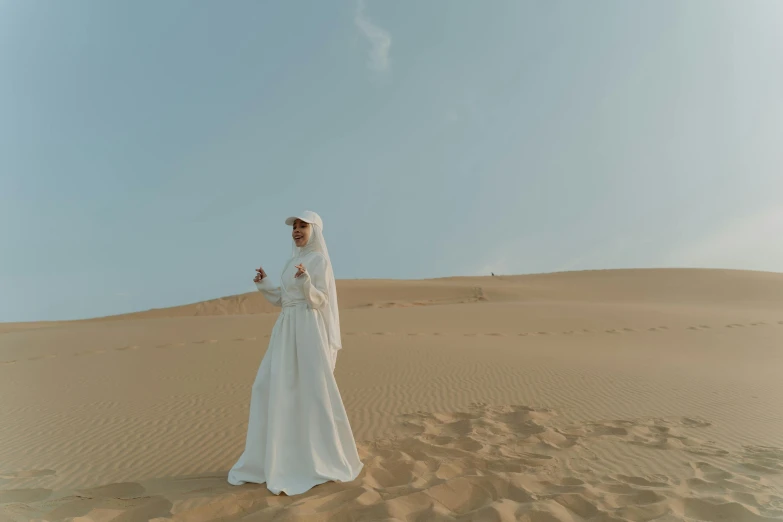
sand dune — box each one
[1,268,782,521]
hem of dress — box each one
[227,476,331,496]
[227,464,363,496]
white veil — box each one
[290,220,342,369]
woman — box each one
[227,211,364,496]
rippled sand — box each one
[1,268,782,521]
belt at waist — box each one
[282,300,309,308]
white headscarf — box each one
[287,212,342,369]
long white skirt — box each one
[227,302,363,495]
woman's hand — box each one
[294,264,307,278]
[253,267,267,283]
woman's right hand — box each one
[253,266,267,283]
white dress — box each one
[227,251,364,495]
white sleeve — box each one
[255,277,282,307]
[301,254,329,309]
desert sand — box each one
[1,268,782,521]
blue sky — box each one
[2,0,782,322]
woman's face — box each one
[292,219,311,247]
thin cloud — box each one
[354,0,391,73]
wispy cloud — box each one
[354,0,391,73]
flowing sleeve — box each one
[255,277,282,307]
[301,254,329,309]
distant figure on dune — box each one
[227,211,363,496]
[491,272,494,276]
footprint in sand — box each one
[680,417,712,428]
[726,323,745,328]
[680,496,779,521]
[0,488,52,503]
[690,462,734,482]
[74,349,106,356]
[157,342,186,348]
[0,469,56,480]
[613,474,672,488]
[76,482,147,499]
[536,477,589,495]
[115,345,140,351]
[28,490,171,521]
[740,445,783,474]
[580,416,725,456]
[26,354,57,361]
